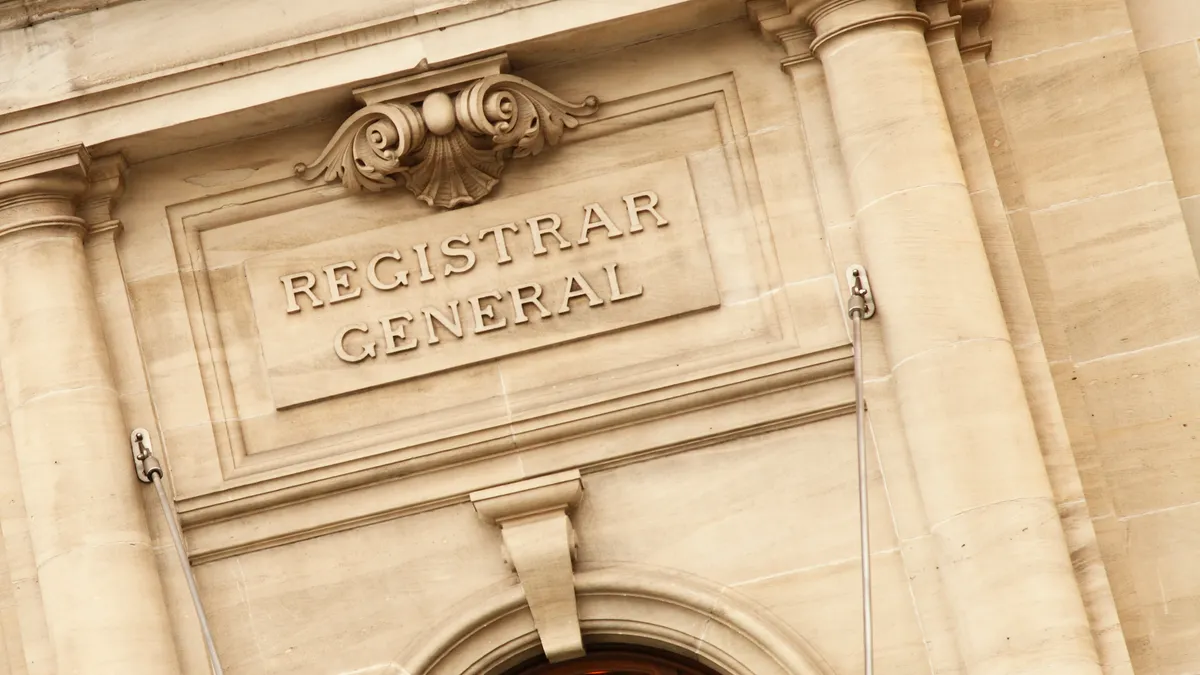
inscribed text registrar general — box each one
[244,158,720,408]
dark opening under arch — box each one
[501,648,725,675]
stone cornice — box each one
[0,0,135,30]
[0,0,700,168]
[0,145,89,187]
[295,54,598,210]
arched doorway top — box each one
[348,563,834,675]
[503,647,723,675]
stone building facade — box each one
[0,0,1198,674]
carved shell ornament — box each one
[296,74,599,209]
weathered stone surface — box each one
[3,1,1200,674]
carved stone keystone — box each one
[470,470,585,662]
[296,55,599,210]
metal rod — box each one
[851,306,874,675]
[846,265,875,675]
[132,430,225,675]
[149,472,225,675]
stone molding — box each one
[942,0,993,55]
[0,145,90,239]
[0,0,135,30]
[358,563,833,675]
[81,153,128,238]
[296,55,598,210]
[748,0,994,61]
[0,146,132,241]
[471,470,585,662]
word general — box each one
[274,191,670,363]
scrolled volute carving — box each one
[296,71,598,209]
[297,103,426,192]
[457,74,599,158]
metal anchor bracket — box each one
[845,264,876,320]
[129,425,223,675]
[130,428,162,484]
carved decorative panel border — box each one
[143,73,850,561]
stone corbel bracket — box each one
[295,55,599,210]
[947,0,993,56]
[81,154,128,238]
[470,470,585,662]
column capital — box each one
[928,0,994,56]
[805,0,929,54]
[746,1,817,64]
[81,154,129,239]
[0,145,91,240]
[749,0,993,60]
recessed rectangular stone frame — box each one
[136,71,854,563]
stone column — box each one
[0,148,181,675]
[784,1,1103,673]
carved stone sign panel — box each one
[245,157,719,408]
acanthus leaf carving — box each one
[296,103,425,192]
[296,68,598,209]
[456,74,600,158]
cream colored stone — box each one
[799,6,1098,675]
[1141,42,1200,200]
[8,2,1200,675]
[1127,0,1200,51]
[933,497,1101,674]
[861,377,927,541]
[1125,502,1200,673]
[507,355,854,472]
[744,124,835,284]
[857,185,1011,365]
[962,54,1026,212]
[247,158,717,407]
[297,58,599,210]
[1047,361,1114,520]
[971,190,1041,349]
[0,163,180,675]
[989,32,1174,210]
[1003,208,1071,363]
[1180,195,1200,267]
[575,416,898,586]
[987,0,1132,63]
[1059,500,1135,675]
[1091,515,1155,675]
[195,503,518,675]
[1015,342,1084,505]
[0,402,51,675]
[1076,336,1200,517]
[736,550,929,675]
[893,338,1052,523]
[781,59,857,229]
[117,41,848,532]
[1030,182,1200,363]
[472,471,585,662]
[926,30,996,196]
[898,534,965,674]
